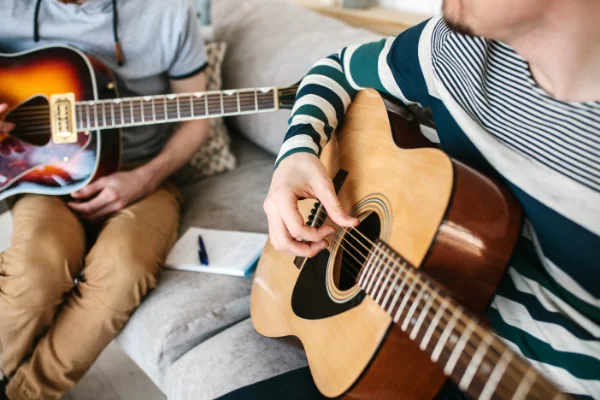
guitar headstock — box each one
[277,81,300,110]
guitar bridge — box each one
[50,93,78,144]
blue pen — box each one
[198,235,209,266]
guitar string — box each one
[2,88,297,113]
[330,233,554,399]
[6,97,276,120]
[6,86,298,111]
[314,213,555,398]
[6,98,278,118]
[331,239,549,400]
[3,93,281,121]
[2,96,276,132]
[2,98,277,137]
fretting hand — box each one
[263,152,359,257]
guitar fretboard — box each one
[356,240,567,400]
[74,87,278,131]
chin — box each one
[443,0,477,36]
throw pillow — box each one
[212,0,382,155]
[175,42,236,184]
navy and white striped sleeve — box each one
[275,18,440,168]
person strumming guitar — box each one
[0,1,210,399]
[255,0,600,399]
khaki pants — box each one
[0,183,181,400]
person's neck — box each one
[500,1,600,103]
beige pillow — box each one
[213,0,382,155]
[175,42,237,184]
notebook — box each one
[165,227,268,277]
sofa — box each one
[114,1,385,398]
[0,0,386,398]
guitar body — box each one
[0,46,120,201]
[251,90,523,398]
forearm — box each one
[136,119,210,190]
[276,39,400,167]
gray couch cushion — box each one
[164,318,308,400]
[117,136,275,388]
[213,0,381,155]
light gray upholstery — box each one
[164,319,308,400]
[117,136,275,388]
[118,0,382,396]
[213,0,381,155]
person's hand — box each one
[263,152,359,257]
[68,169,156,221]
[0,103,16,132]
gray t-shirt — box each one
[0,0,207,163]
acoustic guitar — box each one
[251,89,571,399]
[0,46,297,201]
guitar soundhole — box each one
[5,96,51,146]
[335,212,381,291]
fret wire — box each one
[110,101,115,126]
[140,99,145,123]
[459,332,494,391]
[431,307,463,362]
[254,89,258,111]
[410,286,439,340]
[163,97,168,121]
[380,263,402,310]
[102,102,107,128]
[512,369,537,400]
[358,245,377,286]
[374,255,395,304]
[93,103,99,129]
[479,350,513,400]
[420,297,450,351]
[77,105,83,130]
[189,95,194,117]
[401,280,429,331]
[86,104,91,130]
[129,100,134,124]
[236,91,241,113]
[367,245,395,293]
[151,97,156,122]
[365,252,383,293]
[444,319,477,376]
[385,260,409,315]
[220,92,224,115]
[393,273,420,323]
[176,97,181,119]
[204,94,209,116]
[372,253,392,301]
[119,101,124,126]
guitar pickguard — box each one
[291,250,366,320]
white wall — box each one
[378,0,441,14]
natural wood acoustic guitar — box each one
[0,46,298,201]
[251,89,572,399]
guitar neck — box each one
[74,87,279,131]
[357,240,567,400]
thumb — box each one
[314,181,359,228]
[71,177,106,199]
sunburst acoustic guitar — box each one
[251,89,572,399]
[0,45,298,201]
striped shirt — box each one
[277,17,600,399]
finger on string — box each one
[279,191,335,243]
[269,208,327,257]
